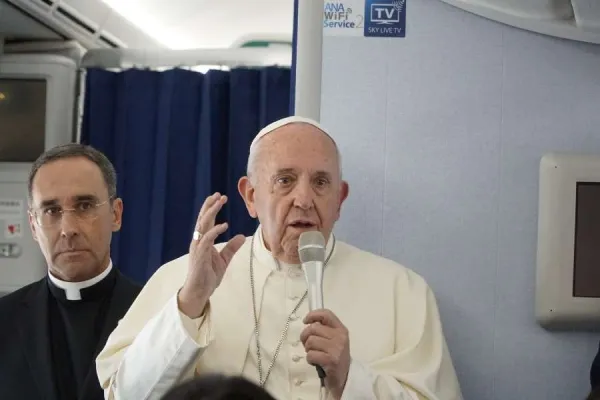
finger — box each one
[198,195,228,234]
[303,309,343,328]
[302,335,331,353]
[197,222,228,247]
[305,350,332,370]
[212,252,230,283]
[213,235,245,278]
[300,322,336,344]
[195,193,221,230]
[219,234,246,264]
[198,192,221,220]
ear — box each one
[28,210,39,242]
[336,181,349,220]
[111,198,124,232]
[238,176,258,218]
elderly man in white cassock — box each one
[96,116,463,400]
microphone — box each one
[298,231,327,387]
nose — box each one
[293,180,314,210]
[59,212,80,238]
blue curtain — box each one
[80,67,291,284]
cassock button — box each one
[292,355,302,362]
[295,379,304,386]
[289,269,303,278]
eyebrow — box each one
[38,194,99,208]
[272,168,333,178]
[274,168,297,176]
[314,170,333,179]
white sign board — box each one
[323,0,407,38]
[0,199,24,220]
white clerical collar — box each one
[47,260,113,301]
[253,225,335,272]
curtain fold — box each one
[81,66,291,283]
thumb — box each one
[219,234,246,264]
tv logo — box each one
[364,0,406,37]
[370,3,401,24]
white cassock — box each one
[96,226,463,400]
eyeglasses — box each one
[29,198,112,228]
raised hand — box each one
[178,193,246,318]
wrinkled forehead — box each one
[259,128,340,173]
[31,158,108,205]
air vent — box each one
[6,0,125,48]
[53,4,96,35]
[99,35,119,48]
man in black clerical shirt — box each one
[0,144,141,400]
[591,344,600,399]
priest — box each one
[0,144,141,400]
[590,343,600,398]
[96,116,463,400]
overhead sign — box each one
[323,0,407,38]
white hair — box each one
[246,116,343,183]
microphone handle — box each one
[307,282,324,311]
[301,261,327,385]
[316,365,326,386]
[303,260,325,311]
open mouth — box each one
[289,221,316,229]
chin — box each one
[55,251,94,268]
[52,266,91,282]
[57,250,91,262]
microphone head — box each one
[298,231,326,263]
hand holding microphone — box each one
[298,231,351,400]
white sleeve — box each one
[339,359,421,400]
[105,294,213,400]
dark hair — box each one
[28,143,117,203]
[161,374,276,400]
